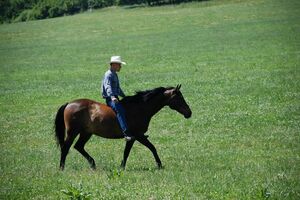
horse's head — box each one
[164,85,192,119]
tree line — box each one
[0,0,205,23]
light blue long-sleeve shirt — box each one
[101,69,125,98]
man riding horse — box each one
[101,56,134,141]
[54,56,192,170]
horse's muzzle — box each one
[184,111,192,119]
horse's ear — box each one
[176,84,181,91]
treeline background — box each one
[0,0,204,23]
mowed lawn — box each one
[0,0,299,199]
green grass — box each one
[1,0,299,199]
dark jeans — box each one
[106,98,130,136]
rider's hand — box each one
[111,96,119,103]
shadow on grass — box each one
[124,166,164,172]
[98,163,164,173]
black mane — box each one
[121,87,172,104]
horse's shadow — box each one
[123,166,164,172]
[101,164,164,173]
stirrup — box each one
[124,136,135,141]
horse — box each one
[54,85,192,170]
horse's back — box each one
[64,99,123,139]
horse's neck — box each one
[144,95,167,119]
[124,94,168,134]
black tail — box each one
[54,103,68,149]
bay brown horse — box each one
[54,85,192,170]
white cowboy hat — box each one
[110,56,126,65]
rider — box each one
[101,56,135,141]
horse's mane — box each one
[121,87,172,104]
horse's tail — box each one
[54,103,68,149]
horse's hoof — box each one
[157,163,163,169]
[120,161,126,170]
[91,165,96,170]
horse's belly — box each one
[88,117,123,139]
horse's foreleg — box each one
[60,131,77,170]
[137,137,162,169]
[120,140,135,169]
[74,133,95,169]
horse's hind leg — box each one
[74,133,96,169]
[60,130,78,170]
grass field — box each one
[1,0,300,199]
